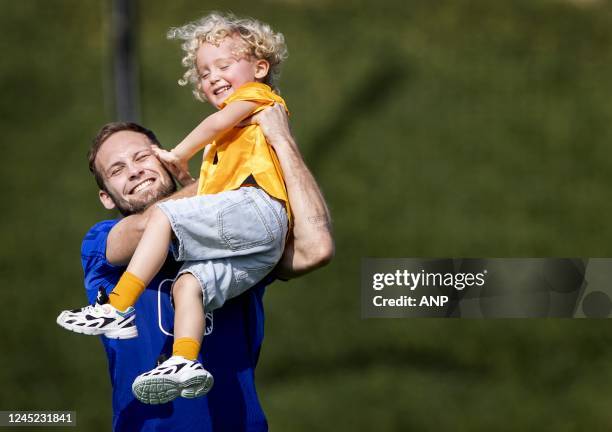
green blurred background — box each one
[3,0,612,430]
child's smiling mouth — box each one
[213,85,231,95]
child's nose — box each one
[208,71,220,84]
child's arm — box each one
[172,100,259,162]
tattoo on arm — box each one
[307,215,328,225]
[307,214,331,230]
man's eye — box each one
[136,154,150,161]
[111,167,123,176]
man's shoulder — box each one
[84,219,120,238]
[81,219,120,259]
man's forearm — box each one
[271,133,334,279]
[106,182,197,265]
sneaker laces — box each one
[79,304,105,315]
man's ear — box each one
[254,59,270,81]
[99,190,116,210]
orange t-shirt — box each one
[197,82,291,222]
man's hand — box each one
[152,146,194,187]
[243,103,293,150]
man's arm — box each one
[251,105,334,279]
[106,161,197,266]
[108,107,335,273]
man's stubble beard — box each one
[107,179,177,216]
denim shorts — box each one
[157,187,288,311]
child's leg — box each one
[172,273,205,360]
[131,272,213,404]
[114,187,286,312]
[109,206,173,311]
[172,188,288,312]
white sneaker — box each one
[56,288,138,339]
[132,356,214,404]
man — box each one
[78,105,333,431]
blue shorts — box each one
[157,187,288,311]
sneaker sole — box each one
[132,373,214,404]
[56,317,138,339]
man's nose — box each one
[127,163,145,179]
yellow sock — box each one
[173,337,201,361]
[108,271,145,311]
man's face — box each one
[95,131,176,216]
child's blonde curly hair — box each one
[168,12,288,102]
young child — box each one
[57,12,291,404]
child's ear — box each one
[254,59,270,81]
[99,190,117,210]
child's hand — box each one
[152,146,194,186]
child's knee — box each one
[173,273,203,302]
[149,205,171,227]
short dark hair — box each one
[88,122,161,191]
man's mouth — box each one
[130,178,155,194]
[213,85,231,95]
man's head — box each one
[89,122,177,216]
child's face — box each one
[196,36,269,108]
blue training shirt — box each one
[81,219,270,432]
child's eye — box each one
[220,65,229,70]
[200,72,210,80]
